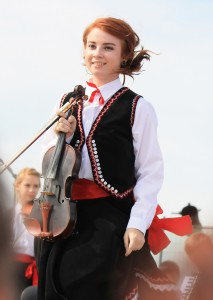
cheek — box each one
[84,55,93,71]
[19,188,27,196]
[84,48,90,59]
[84,52,92,63]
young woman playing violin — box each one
[35,17,190,300]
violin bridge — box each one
[41,191,55,196]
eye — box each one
[87,43,96,49]
[104,46,114,51]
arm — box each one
[124,97,164,256]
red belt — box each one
[15,254,38,286]
[71,179,192,254]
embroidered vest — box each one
[62,87,141,199]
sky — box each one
[0,0,212,225]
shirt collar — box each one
[86,78,123,104]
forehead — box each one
[21,175,40,184]
[86,28,122,46]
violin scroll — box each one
[60,85,88,113]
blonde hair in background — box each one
[14,168,41,203]
[14,168,41,188]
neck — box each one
[92,75,119,87]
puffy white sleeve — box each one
[127,97,164,235]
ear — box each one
[121,60,127,68]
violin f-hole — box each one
[55,185,63,203]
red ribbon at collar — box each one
[86,81,104,105]
[148,205,193,254]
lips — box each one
[92,62,106,67]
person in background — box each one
[159,260,181,286]
[12,168,40,300]
[180,203,202,231]
[184,232,213,300]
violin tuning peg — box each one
[82,95,88,101]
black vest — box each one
[65,87,141,199]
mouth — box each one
[92,62,106,67]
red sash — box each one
[15,254,38,286]
[148,205,192,254]
[71,179,192,254]
[72,178,109,200]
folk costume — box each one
[35,78,192,300]
[13,203,38,299]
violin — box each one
[22,85,86,241]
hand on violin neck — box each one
[54,111,76,138]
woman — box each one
[36,17,181,300]
[13,168,40,299]
[184,232,213,300]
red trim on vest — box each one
[15,254,38,286]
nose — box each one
[93,47,103,58]
[29,186,38,193]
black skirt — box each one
[35,197,178,300]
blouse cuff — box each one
[126,217,151,236]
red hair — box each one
[83,17,150,77]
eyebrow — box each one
[87,41,117,46]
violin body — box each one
[22,85,86,241]
[23,145,81,240]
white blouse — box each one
[41,78,164,235]
[13,203,34,256]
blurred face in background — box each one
[15,174,40,206]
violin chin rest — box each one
[23,217,42,237]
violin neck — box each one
[46,132,66,179]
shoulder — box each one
[135,96,159,125]
[14,203,21,214]
[126,88,156,114]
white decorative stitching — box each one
[135,272,177,292]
